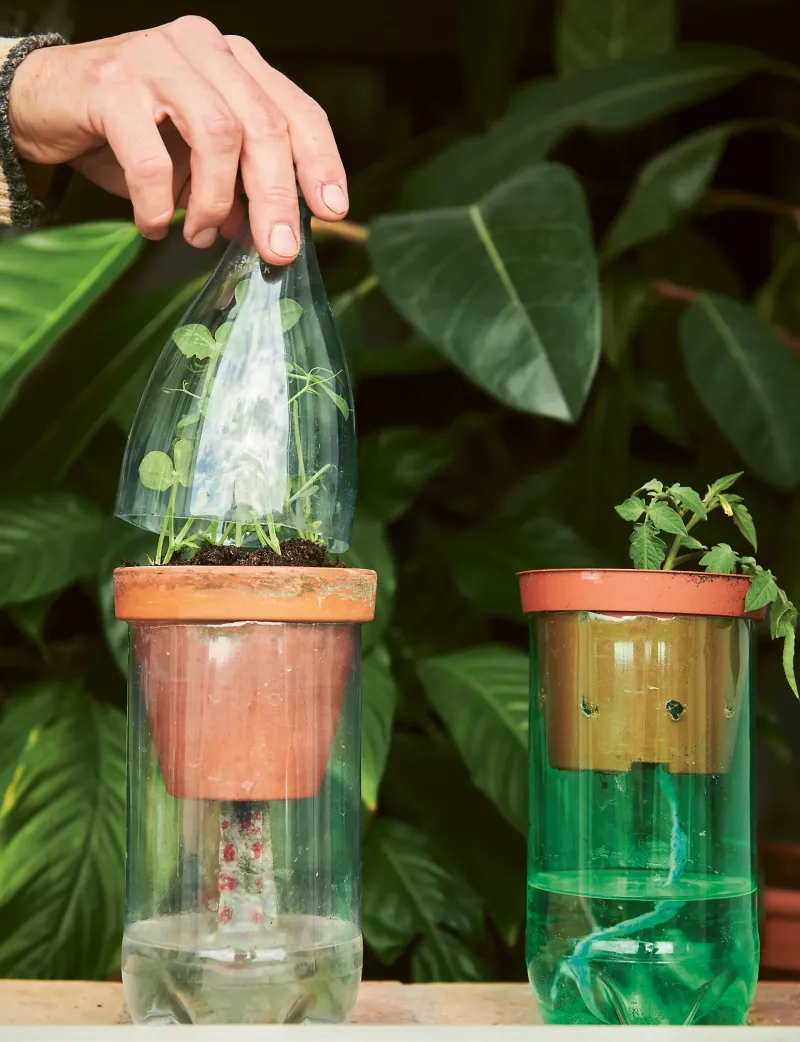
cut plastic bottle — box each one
[115,198,356,559]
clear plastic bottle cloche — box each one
[115,196,356,558]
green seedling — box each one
[137,276,348,564]
[616,473,798,697]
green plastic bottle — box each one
[521,570,759,1026]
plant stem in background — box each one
[309,218,369,244]
[652,282,800,359]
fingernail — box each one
[321,182,348,214]
[269,223,298,257]
[189,227,218,249]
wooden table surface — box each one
[0,980,799,1027]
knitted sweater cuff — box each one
[0,33,67,227]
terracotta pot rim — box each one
[114,565,377,623]
[518,568,765,620]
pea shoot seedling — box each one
[137,276,349,564]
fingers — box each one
[226,35,349,225]
[164,18,300,264]
[91,18,348,261]
[101,90,175,239]
[129,31,241,248]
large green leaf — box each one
[679,293,800,489]
[2,279,205,483]
[0,686,61,798]
[362,818,488,982]
[0,683,126,978]
[403,46,760,207]
[382,735,526,946]
[0,490,107,608]
[0,222,142,417]
[343,509,397,653]
[448,519,608,621]
[418,646,529,833]
[358,427,455,524]
[602,122,745,261]
[371,164,601,421]
[361,644,398,812]
[556,0,676,76]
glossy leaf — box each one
[362,818,488,982]
[138,450,175,492]
[381,735,526,946]
[172,323,216,359]
[0,683,126,977]
[343,509,396,654]
[280,298,304,332]
[359,427,455,524]
[448,519,607,621]
[371,164,601,421]
[556,0,676,77]
[0,686,61,799]
[649,500,686,535]
[709,472,743,495]
[0,491,107,608]
[680,294,800,489]
[700,543,739,574]
[603,123,743,261]
[403,47,760,207]
[732,501,758,550]
[671,485,707,519]
[783,625,798,699]
[629,523,667,568]
[615,496,646,522]
[1,279,205,484]
[361,645,398,812]
[745,569,779,611]
[172,439,194,488]
[418,646,529,833]
[0,222,142,417]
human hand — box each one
[7,17,348,264]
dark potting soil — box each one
[172,538,340,568]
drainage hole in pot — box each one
[665,700,686,722]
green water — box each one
[527,870,758,1026]
[123,913,362,1025]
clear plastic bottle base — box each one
[527,870,758,1026]
[122,913,362,1025]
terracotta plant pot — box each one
[114,566,376,801]
[518,569,765,775]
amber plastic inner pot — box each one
[518,570,761,775]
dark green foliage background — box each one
[1,0,800,983]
